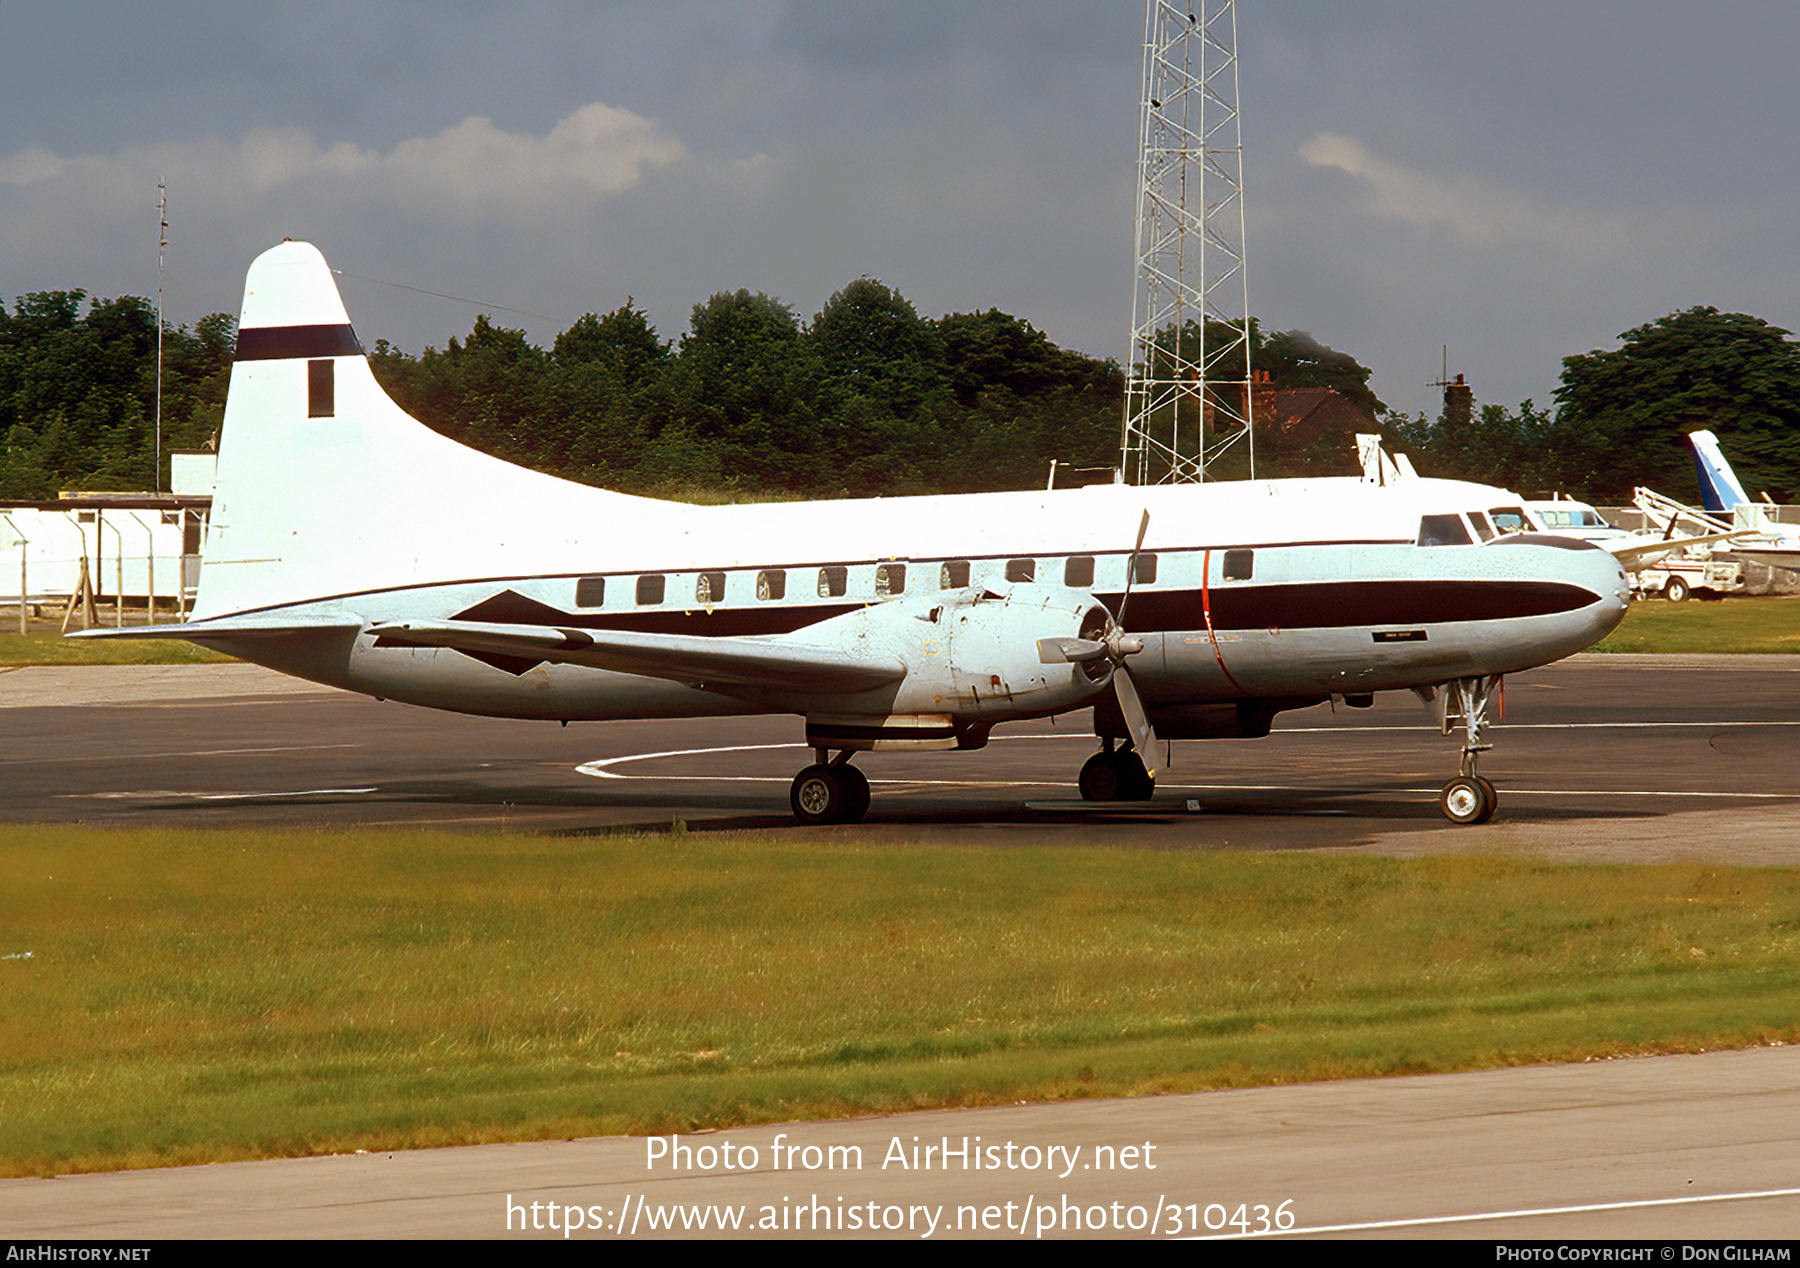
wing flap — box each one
[368,619,907,693]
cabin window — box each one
[1417,514,1473,547]
[575,576,606,607]
[1222,549,1253,581]
[1005,558,1035,582]
[1132,553,1158,585]
[1064,556,1095,587]
[818,566,848,598]
[875,563,906,597]
[307,359,334,417]
[940,560,970,588]
[756,569,786,601]
[696,571,726,604]
[636,574,665,604]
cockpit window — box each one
[1469,512,1497,542]
[1489,507,1529,533]
[1417,514,1473,547]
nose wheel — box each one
[1439,675,1501,824]
[1440,774,1498,824]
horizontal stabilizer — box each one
[369,619,907,692]
[67,615,364,641]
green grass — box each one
[4,824,1798,1177]
[1590,592,1800,654]
[0,629,233,665]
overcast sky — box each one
[4,1,1797,422]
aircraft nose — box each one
[1491,534,1629,653]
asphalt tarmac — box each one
[3,654,1797,861]
[4,654,1799,1239]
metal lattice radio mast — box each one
[1120,0,1254,484]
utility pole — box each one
[155,182,167,495]
[1121,0,1254,485]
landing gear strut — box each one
[789,750,870,825]
[1439,675,1501,824]
[1078,739,1156,802]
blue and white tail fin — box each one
[1688,429,1751,514]
[195,241,668,622]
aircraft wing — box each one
[368,619,908,693]
[1601,530,1743,571]
[67,615,365,640]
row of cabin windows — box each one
[567,549,1230,610]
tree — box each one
[1552,307,1800,503]
[554,299,669,389]
[1258,329,1386,417]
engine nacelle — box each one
[801,584,1117,750]
[906,583,1115,721]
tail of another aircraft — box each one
[1688,429,1752,514]
[195,241,666,621]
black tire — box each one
[1115,748,1156,801]
[790,764,845,825]
[1664,576,1690,603]
[1440,776,1493,825]
[1473,776,1498,824]
[1078,752,1121,801]
[838,765,871,824]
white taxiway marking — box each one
[68,787,378,801]
[0,743,363,767]
[576,741,1800,800]
[1201,1185,1800,1239]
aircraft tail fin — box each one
[1688,429,1751,514]
[196,241,666,622]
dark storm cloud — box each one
[3,0,1799,422]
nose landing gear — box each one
[1439,675,1501,824]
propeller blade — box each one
[1116,509,1151,629]
[1112,667,1158,777]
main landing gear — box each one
[1077,738,1156,802]
[1439,674,1502,825]
[789,751,871,825]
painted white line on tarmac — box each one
[575,745,1799,800]
[67,787,378,801]
[0,743,364,767]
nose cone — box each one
[1492,535,1629,665]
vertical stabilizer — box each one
[1688,429,1752,514]
[194,241,668,621]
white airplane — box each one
[83,241,1631,826]
[1518,496,1738,573]
[1688,429,1800,574]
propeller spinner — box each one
[1036,510,1159,777]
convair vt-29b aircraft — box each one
[89,242,1630,825]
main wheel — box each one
[837,764,871,824]
[790,765,847,824]
[1114,748,1156,801]
[1440,776,1496,825]
[1078,752,1122,801]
